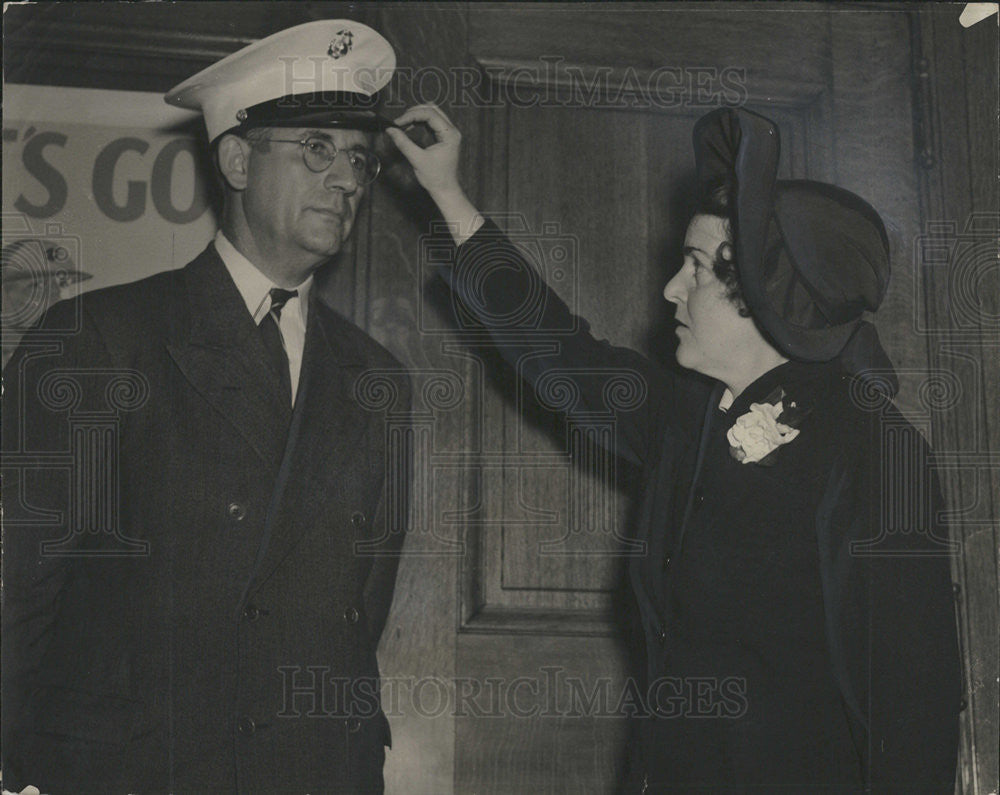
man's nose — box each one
[323,153,359,192]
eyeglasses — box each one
[266,135,381,185]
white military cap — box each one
[165,20,396,143]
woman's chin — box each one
[675,343,697,371]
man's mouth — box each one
[308,207,344,219]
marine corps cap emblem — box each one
[327,29,353,59]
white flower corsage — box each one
[726,397,801,465]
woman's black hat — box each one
[693,107,897,392]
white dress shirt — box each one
[214,230,312,405]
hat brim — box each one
[214,91,395,143]
[693,108,862,362]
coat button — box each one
[238,717,256,736]
[657,628,667,643]
[348,718,362,733]
[663,552,673,569]
[243,604,260,621]
[344,606,360,624]
[227,502,246,521]
[351,511,366,528]
[693,488,705,508]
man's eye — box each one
[305,140,332,156]
[348,149,372,168]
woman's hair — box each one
[696,178,751,317]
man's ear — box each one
[216,134,250,191]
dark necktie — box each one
[259,287,297,403]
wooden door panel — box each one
[468,7,831,93]
[456,634,632,794]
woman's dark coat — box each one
[442,219,961,792]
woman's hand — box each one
[386,104,484,245]
[386,103,463,198]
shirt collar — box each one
[718,388,735,412]
[214,230,313,325]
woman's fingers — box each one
[392,104,459,142]
[384,126,422,159]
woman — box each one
[388,106,960,792]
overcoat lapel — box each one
[246,297,373,594]
[672,383,725,556]
[628,381,724,675]
[165,246,292,463]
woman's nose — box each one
[663,271,684,304]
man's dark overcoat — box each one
[2,244,409,793]
[440,220,961,792]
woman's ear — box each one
[216,134,250,191]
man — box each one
[388,105,961,791]
[2,21,409,793]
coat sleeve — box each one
[1,299,115,785]
[361,376,412,648]
[435,218,688,468]
[816,409,962,793]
